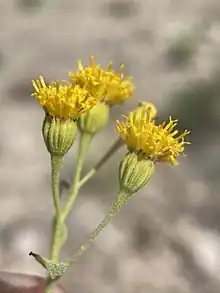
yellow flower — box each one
[116,109,190,165]
[32,75,96,120]
[69,56,134,105]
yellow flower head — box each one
[32,75,96,120]
[69,56,135,105]
[116,109,190,165]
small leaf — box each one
[29,251,69,279]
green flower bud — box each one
[119,152,155,195]
[78,103,109,135]
[42,115,77,157]
[133,101,157,120]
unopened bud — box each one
[119,152,155,195]
[78,103,109,135]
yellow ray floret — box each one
[69,56,135,105]
[32,76,96,119]
[116,109,190,165]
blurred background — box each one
[0,0,220,292]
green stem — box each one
[62,131,92,221]
[45,156,64,293]
[45,279,53,293]
[78,137,123,189]
[50,217,67,263]
[50,155,65,263]
[67,189,131,265]
[51,156,63,216]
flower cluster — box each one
[32,56,134,121]
[32,56,135,156]
[32,55,190,164]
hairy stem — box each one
[68,189,131,265]
[51,156,63,216]
[45,155,64,293]
[50,155,65,263]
